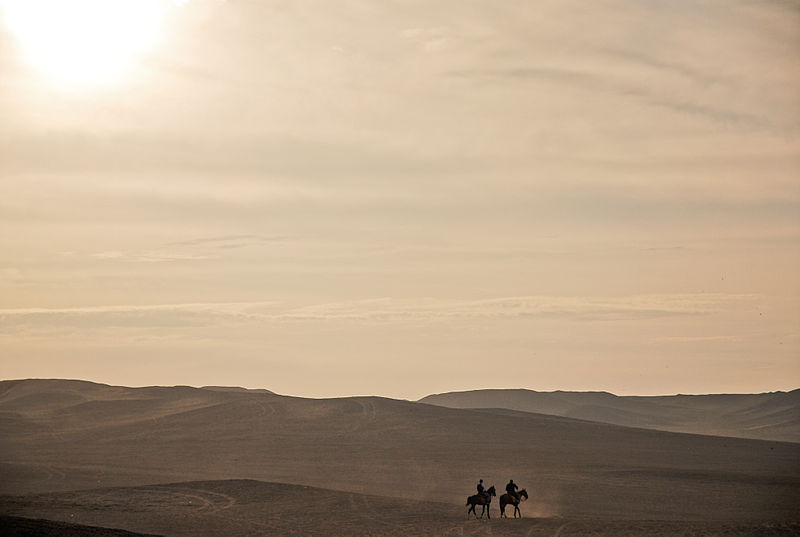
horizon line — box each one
[2,377,797,401]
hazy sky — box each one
[1,0,798,399]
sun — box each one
[0,0,187,89]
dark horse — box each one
[466,485,496,519]
[499,488,529,518]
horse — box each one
[466,485,496,519]
[499,488,529,518]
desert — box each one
[1,379,798,536]
[2,0,799,534]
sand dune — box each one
[2,480,799,537]
[0,515,162,536]
[419,389,800,442]
[1,379,798,527]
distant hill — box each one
[418,389,800,443]
[200,386,274,394]
[1,379,798,522]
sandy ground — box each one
[0,515,162,536]
[1,380,798,535]
[2,480,799,537]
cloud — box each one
[446,66,778,132]
[82,235,290,264]
[91,251,125,260]
[601,49,735,89]
[0,294,759,331]
[166,235,287,248]
[89,250,215,263]
[273,295,758,322]
[0,301,281,332]
[0,131,480,178]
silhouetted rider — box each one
[477,479,489,501]
[506,479,519,501]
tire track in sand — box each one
[551,522,570,537]
[523,520,569,537]
[153,487,237,513]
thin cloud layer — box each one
[0,0,798,396]
[0,294,762,328]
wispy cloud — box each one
[0,301,281,331]
[272,295,758,322]
[601,48,736,89]
[165,235,287,248]
[0,294,760,328]
[447,66,777,132]
[89,250,216,263]
[84,235,288,263]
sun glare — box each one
[0,0,187,89]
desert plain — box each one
[0,379,798,536]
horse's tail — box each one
[466,497,470,506]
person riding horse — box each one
[505,479,520,502]
[477,479,490,502]
[467,483,496,518]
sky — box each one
[0,0,798,400]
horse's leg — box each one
[515,504,521,518]
[467,503,475,519]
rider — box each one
[505,479,519,501]
[477,479,489,502]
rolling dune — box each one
[2,379,798,522]
[419,389,800,442]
